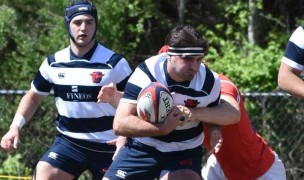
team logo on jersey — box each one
[67,85,92,100]
[90,72,104,83]
[184,99,200,108]
[58,73,65,78]
[72,86,78,92]
[48,152,58,160]
[116,170,127,179]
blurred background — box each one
[0,0,303,179]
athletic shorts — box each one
[104,138,203,180]
[202,153,286,180]
[39,134,115,179]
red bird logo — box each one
[90,72,104,83]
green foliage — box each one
[0,0,303,179]
[225,1,249,31]
[0,5,17,51]
[0,1,67,89]
[0,154,32,178]
[97,0,159,67]
[207,40,282,92]
[199,1,283,92]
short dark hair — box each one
[165,25,208,53]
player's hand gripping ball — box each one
[137,82,174,123]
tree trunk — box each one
[177,0,186,24]
[248,0,258,44]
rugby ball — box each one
[137,82,174,123]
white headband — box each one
[167,46,204,56]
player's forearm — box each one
[194,100,240,125]
[112,102,166,137]
[113,115,169,137]
[14,90,43,126]
[111,91,123,108]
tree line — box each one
[1,0,303,179]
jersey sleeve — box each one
[113,57,132,91]
[120,62,154,104]
[204,68,221,107]
[281,26,304,71]
[31,58,53,95]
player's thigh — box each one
[34,161,74,180]
[104,140,161,180]
[38,136,87,178]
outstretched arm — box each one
[179,94,240,126]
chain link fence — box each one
[242,92,304,180]
[0,90,303,179]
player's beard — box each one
[181,69,196,81]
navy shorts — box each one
[39,134,115,179]
[104,138,203,180]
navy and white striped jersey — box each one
[31,43,132,144]
[282,25,304,70]
[121,53,221,152]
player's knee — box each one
[35,161,74,180]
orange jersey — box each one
[203,74,275,180]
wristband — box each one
[10,114,26,129]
